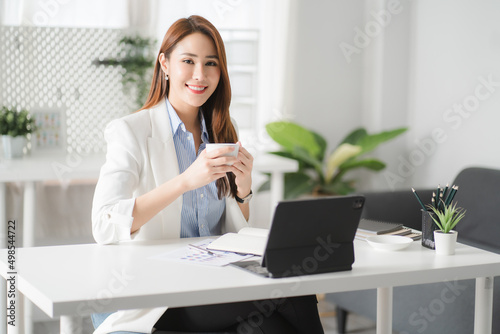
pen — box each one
[445,185,458,206]
[450,185,459,205]
[439,183,449,211]
[436,185,441,209]
[412,188,427,211]
[442,183,449,200]
[443,184,452,206]
[188,244,218,256]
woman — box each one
[91,15,324,334]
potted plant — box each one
[427,201,466,255]
[0,106,36,159]
[259,121,407,199]
[93,35,156,109]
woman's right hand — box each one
[180,146,237,191]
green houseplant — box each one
[428,201,466,255]
[259,122,407,199]
[93,35,156,109]
[427,201,466,234]
[0,106,36,159]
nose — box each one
[192,63,206,81]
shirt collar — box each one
[166,98,184,135]
[199,111,209,144]
[165,98,209,143]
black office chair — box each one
[331,166,500,334]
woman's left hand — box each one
[231,142,253,198]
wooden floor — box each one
[319,296,379,334]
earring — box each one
[165,74,169,81]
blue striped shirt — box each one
[166,98,225,238]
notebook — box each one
[207,227,269,256]
[230,195,365,278]
[355,219,422,241]
[357,218,403,235]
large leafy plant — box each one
[259,122,407,199]
[0,106,36,137]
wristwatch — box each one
[235,190,253,204]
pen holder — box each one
[421,210,439,249]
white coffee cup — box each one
[205,143,239,165]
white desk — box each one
[0,151,297,334]
[0,152,107,334]
[1,238,499,334]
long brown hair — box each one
[141,15,238,199]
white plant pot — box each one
[433,230,458,255]
[2,135,26,159]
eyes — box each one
[182,59,218,67]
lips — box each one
[186,84,208,94]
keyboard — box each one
[231,260,271,278]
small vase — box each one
[2,135,26,159]
[433,230,458,255]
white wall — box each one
[284,0,500,192]
[284,0,412,192]
[361,0,414,191]
[285,0,365,148]
[402,0,500,188]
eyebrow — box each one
[180,52,219,59]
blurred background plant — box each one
[0,106,36,137]
[259,121,407,199]
[93,35,156,109]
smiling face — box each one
[159,32,221,115]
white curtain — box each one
[1,0,292,113]
[0,0,145,29]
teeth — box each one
[188,85,206,91]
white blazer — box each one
[91,101,249,333]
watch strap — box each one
[235,190,253,204]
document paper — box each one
[150,239,253,266]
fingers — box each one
[231,158,250,174]
[233,142,253,172]
[210,164,233,175]
[201,159,233,177]
[212,156,237,166]
[203,142,253,172]
[204,146,237,159]
[230,143,253,196]
[193,142,254,196]
[183,153,233,190]
[236,142,252,160]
